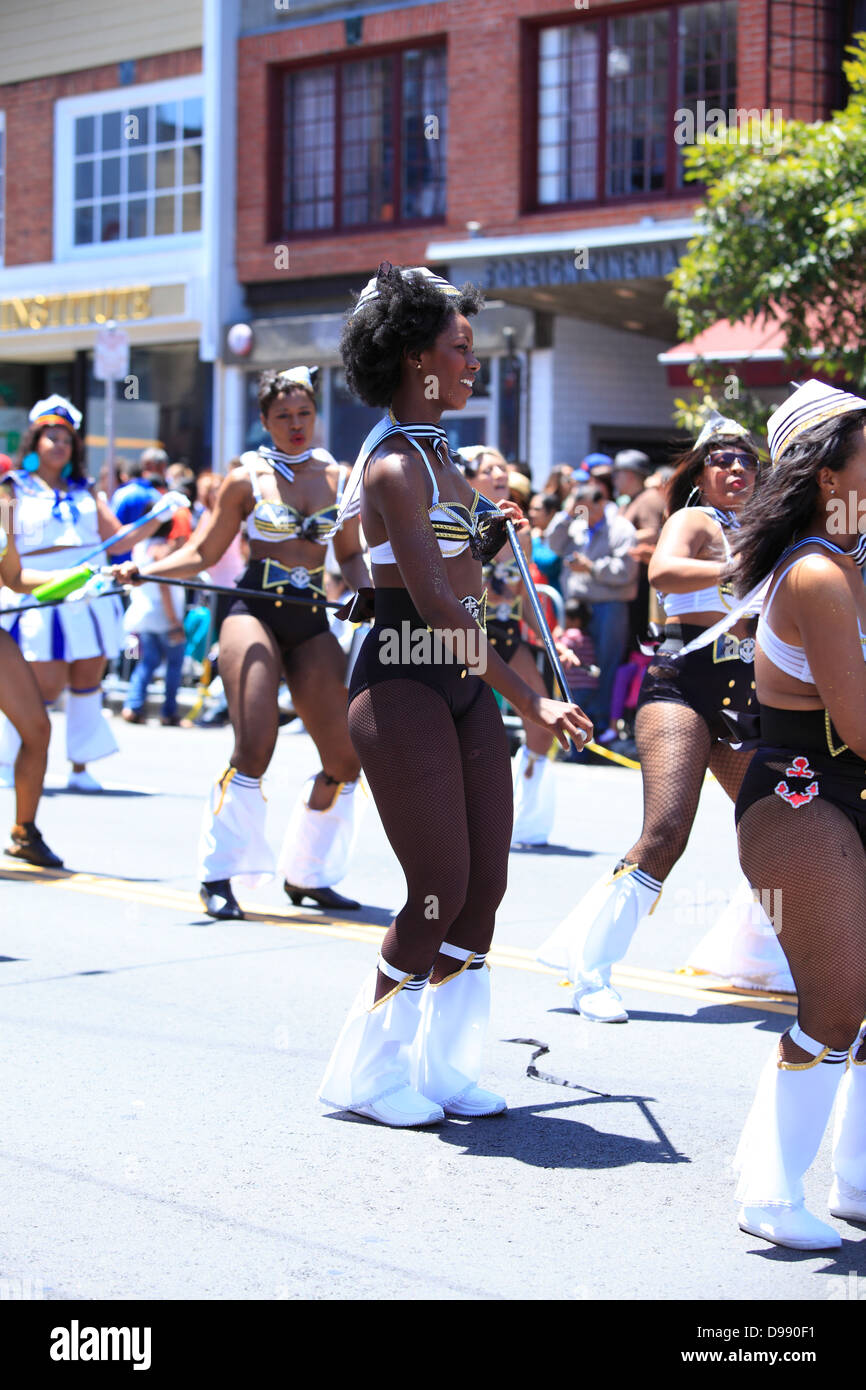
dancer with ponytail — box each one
[319,264,591,1127]
[537,413,789,1021]
[117,367,370,920]
[723,380,866,1249]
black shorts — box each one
[348,588,486,720]
[486,616,521,664]
[636,621,756,742]
[735,705,866,845]
[223,559,330,660]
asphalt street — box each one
[2,706,865,1306]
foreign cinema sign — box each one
[479,242,689,291]
[0,285,151,332]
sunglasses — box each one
[706,449,759,472]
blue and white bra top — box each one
[242,446,345,546]
[757,536,866,686]
[353,415,499,566]
[661,506,738,617]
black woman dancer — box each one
[0,518,73,866]
[715,380,866,1250]
[318,263,591,1127]
[463,445,579,846]
[538,412,788,1021]
[118,367,370,920]
[0,396,162,793]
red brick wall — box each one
[1,48,201,267]
[237,0,805,286]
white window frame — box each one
[54,75,204,262]
[0,111,6,266]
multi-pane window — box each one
[534,1,737,207]
[282,45,447,234]
[71,96,203,246]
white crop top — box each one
[661,507,736,617]
[757,549,866,686]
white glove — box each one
[156,490,191,516]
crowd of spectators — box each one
[529,448,673,756]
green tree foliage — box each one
[667,35,866,434]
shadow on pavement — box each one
[509,843,603,858]
[433,1094,689,1168]
[744,1235,866,1269]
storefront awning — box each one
[659,311,821,387]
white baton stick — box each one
[504,518,573,702]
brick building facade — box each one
[229,0,861,473]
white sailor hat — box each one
[352,263,461,316]
[767,379,866,465]
[694,409,751,451]
[274,366,318,392]
[29,394,83,432]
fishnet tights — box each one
[624,699,755,882]
[348,680,514,978]
[738,792,866,1052]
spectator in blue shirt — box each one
[110,459,161,562]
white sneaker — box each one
[67,769,103,793]
[574,983,629,1023]
[0,763,14,789]
[738,1202,841,1250]
[829,1175,866,1223]
[351,1085,444,1128]
[443,1085,507,1117]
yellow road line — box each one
[1,863,796,1014]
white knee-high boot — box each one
[279,776,361,889]
[0,714,22,786]
[318,955,443,1127]
[537,860,662,1021]
[66,686,118,764]
[511,746,555,847]
[682,876,795,992]
[830,1023,866,1221]
[411,942,506,1117]
[734,1023,848,1249]
[197,767,275,888]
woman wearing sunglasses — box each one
[539,413,789,1021]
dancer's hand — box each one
[522,694,593,751]
[495,499,529,530]
[555,641,580,669]
[112,562,143,586]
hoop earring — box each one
[685,485,702,507]
[61,462,72,479]
[22,452,39,473]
